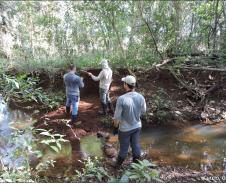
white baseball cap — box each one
[121,75,136,86]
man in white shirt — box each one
[88,59,114,115]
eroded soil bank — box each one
[9,67,226,182]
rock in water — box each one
[103,143,117,158]
[97,131,110,140]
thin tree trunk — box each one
[223,1,226,28]
[213,0,219,51]
[189,13,194,52]
[110,10,124,58]
[137,2,163,59]
[172,1,181,53]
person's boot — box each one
[65,106,70,118]
[71,115,77,124]
[110,156,125,168]
[70,115,81,127]
[107,102,114,114]
[133,156,141,164]
[98,103,107,115]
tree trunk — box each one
[110,10,124,58]
[137,2,163,59]
[212,0,219,51]
[189,13,194,52]
[172,1,181,53]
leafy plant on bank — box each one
[0,73,64,110]
[0,165,35,183]
[119,160,162,183]
[75,157,110,182]
[36,129,69,153]
[35,159,56,173]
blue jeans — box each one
[118,128,141,159]
[66,95,79,116]
[99,88,111,104]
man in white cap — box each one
[88,59,114,115]
[112,75,146,168]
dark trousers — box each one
[118,128,141,159]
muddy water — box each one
[80,124,226,175]
[1,102,225,176]
[80,135,103,158]
[141,124,226,175]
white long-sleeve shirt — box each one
[91,67,112,90]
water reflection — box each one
[80,135,103,158]
[0,102,33,168]
[141,124,226,175]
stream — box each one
[0,102,34,168]
[81,125,226,175]
[0,100,226,176]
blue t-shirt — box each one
[114,91,146,132]
[63,72,84,96]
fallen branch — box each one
[177,66,226,72]
[168,68,204,100]
[155,58,176,70]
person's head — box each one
[101,59,109,69]
[121,75,136,91]
[69,63,76,73]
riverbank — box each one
[2,67,226,182]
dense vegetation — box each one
[0,0,226,183]
[0,1,225,71]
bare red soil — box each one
[31,68,226,180]
[34,67,226,139]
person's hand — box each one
[81,77,84,81]
[109,86,113,92]
[113,126,119,135]
[113,119,119,128]
[88,72,92,76]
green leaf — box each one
[50,145,59,153]
[150,169,159,177]
[39,131,51,136]
[143,173,151,182]
[128,174,140,179]
[56,142,61,150]
[14,81,20,89]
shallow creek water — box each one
[0,101,226,175]
[81,124,226,175]
[0,107,34,168]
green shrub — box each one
[119,159,162,183]
[36,129,69,153]
[75,157,110,182]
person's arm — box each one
[113,97,123,126]
[141,97,147,115]
[63,74,66,85]
[79,77,84,88]
[89,71,104,81]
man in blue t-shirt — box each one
[113,75,146,167]
[64,64,84,123]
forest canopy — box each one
[0,1,225,69]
